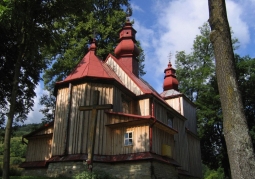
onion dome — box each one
[163,61,179,91]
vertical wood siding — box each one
[26,137,52,161]
[152,127,174,155]
[52,87,70,155]
[105,56,143,95]
[154,101,168,124]
[138,99,150,116]
[182,98,197,134]
[111,125,149,155]
[173,117,189,172]
[52,83,113,156]
[187,133,202,178]
[165,97,182,114]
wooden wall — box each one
[165,97,182,114]
[105,56,143,95]
[138,99,150,116]
[173,117,189,172]
[182,98,197,134]
[154,100,168,124]
[111,125,149,155]
[51,87,69,155]
[187,132,202,178]
[26,136,52,162]
[166,97,197,134]
[52,83,113,156]
[152,127,174,155]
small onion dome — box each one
[163,62,179,91]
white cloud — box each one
[131,3,144,13]
[26,0,255,123]
[25,82,46,124]
[133,0,252,92]
[226,0,250,48]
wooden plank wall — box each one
[152,127,174,155]
[154,101,168,124]
[165,97,182,114]
[173,118,189,172]
[112,87,123,112]
[52,87,70,156]
[26,137,52,162]
[187,133,202,178]
[111,125,149,155]
[52,82,113,156]
[105,56,143,95]
[182,98,197,134]
[138,99,150,116]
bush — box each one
[0,165,23,176]
[11,157,23,165]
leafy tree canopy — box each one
[175,22,255,178]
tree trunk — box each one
[2,27,25,179]
[2,57,22,179]
[208,0,255,178]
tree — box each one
[176,22,255,178]
[176,22,230,177]
[0,0,100,178]
[208,0,255,178]
[43,1,130,91]
[39,94,56,124]
[41,4,146,123]
[0,1,55,177]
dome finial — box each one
[126,5,132,21]
[168,52,173,67]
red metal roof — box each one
[163,61,179,91]
[63,41,112,82]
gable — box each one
[105,56,143,95]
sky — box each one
[25,0,255,124]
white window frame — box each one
[124,131,133,146]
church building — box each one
[21,20,202,179]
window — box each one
[167,113,173,128]
[124,131,133,146]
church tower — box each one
[114,20,140,77]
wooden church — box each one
[21,20,202,179]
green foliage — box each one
[10,137,26,158]
[43,1,129,91]
[203,165,224,179]
[40,1,146,123]
[176,22,255,178]
[39,94,56,123]
[0,0,61,124]
[176,23,214,101]
[73,170,116,179]
[136,41,146,77]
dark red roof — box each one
[163,62,179,91]
[62,42,112,83]
[46,152,180,167]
